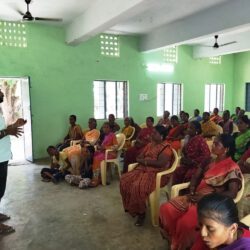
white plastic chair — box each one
[140,123,147,128]
[125,126,135,142]
[100,133,126,186]
[233,123,239,133]
[128,148,179,226]
[216,125,223,134]
[171,175,245,204]
[241,214,250,226]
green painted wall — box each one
[0,24,234,159]
[234,51,250,109]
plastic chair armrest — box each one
[128,163,138,172]
[171,182,190,198]
[105,149,115,161]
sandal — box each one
[0,224,15,235]
[0,213,10,222]
[89,179,100,188]
[134,214,145,226]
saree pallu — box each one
[191,228,250,250]
[165,125,183,152]
[234,129,250,161]
[172,135,211,185]
[122,127,154,173]
[159,157,242,250]
[120,142,173,217]
[210,114,223,124]
[84,129,100,145]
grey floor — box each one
[0,160,168,250]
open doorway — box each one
[0,77,33,163]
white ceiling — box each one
[1,0,250,58]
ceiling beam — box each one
[139,0,250,52]
[66,0,153,45]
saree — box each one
[192,228,250,250]
[210,114,223,124]
[122,127,154,173]
[120,142,173,217]
[234,129,250,161]
[84,129,100,145]
[201,120,219,137]
[159,157,242,250]
[92,132,118,177]
[165,125,183,152]
[172,135,210,185]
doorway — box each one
[0,77,33,163]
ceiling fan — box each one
[17,0,62,22]
[205,35,237,49]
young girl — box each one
[192,193,250,250]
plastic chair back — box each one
[116,133,126,151]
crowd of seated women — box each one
[41,106,250,249]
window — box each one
[157,83,182,116]
[245,83,250,111]
[93,80,128,119]
[205,84,224,112]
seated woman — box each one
[159,134,243,250]
[233,115,250,161]
[165,115,184,151]
[120,126,173,226]
[90,122,118,187]
[129,117,141,140]
[172,121,210,185]
[65,145,95,189]
[83,118,100,145]
[121,117,134,150]
[220,110,233,135]
[122,117,154,173]
[157,110,171,128]
[201,112,219,138]
[210,107,223,124]
[192,193,250,250]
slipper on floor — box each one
[41,179,51,182]
[0,213,10,222]
[0,224,15,235]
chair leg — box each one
[149,191,159,227]
[100,161,106,186]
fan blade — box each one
[198,45,213,48]
[219,41,237,47]
[34,17,62,22]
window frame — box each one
[204,83,225,112]
[93,80,128,119]
[157,82,182,116]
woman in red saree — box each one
[192,193,250,250]
[159,134,243,250]
[120,126,173,226]
[122,117,155,173]
[166,115,184,152]
[90,122,118,187]
[172,121,211,185]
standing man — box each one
[0,88,26,235]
